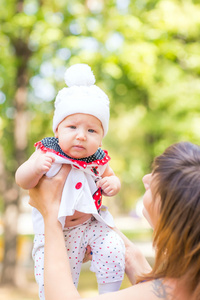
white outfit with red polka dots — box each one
[33,218,125,299]
[32,140,115,234]
[32,139,125,299]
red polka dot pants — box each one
[32,218,125,299]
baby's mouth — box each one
[73,145,85,149]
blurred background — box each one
[0,0,200,298]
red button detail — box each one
[75,182,82,189]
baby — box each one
[15,64,125,299]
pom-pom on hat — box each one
[53,64,110,136]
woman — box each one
[29,141,200,300]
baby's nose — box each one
[76,130,86,140]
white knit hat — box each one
[53,64,110,136]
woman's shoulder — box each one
[113,278,189,300]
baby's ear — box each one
[55,129,58,138]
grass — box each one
[0,268,132,300]
[121,229,153,242]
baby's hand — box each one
[96,176,121,197]
[35,152,55,176]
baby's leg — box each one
[32,234,45,300]
[63,222,90,288]
[88,219,125,294]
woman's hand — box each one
[82,245,93,263]
[113,227,152,285]
[29,164,80,300]
[82,228,152,284]
[29,164,71,220]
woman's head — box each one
[143,142,200,294]
[152,142,200,245]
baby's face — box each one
[55,113,104,159]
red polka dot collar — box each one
[35,137,110,169]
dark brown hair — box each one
[139,142,200,297]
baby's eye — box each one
[69,125,76,129]
[88,129,95,133]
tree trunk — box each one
[1,180,19,285]
[1,37,31,285]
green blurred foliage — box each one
[0,0,200,212]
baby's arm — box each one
[96,164,121,197]
[15,149,55,190]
